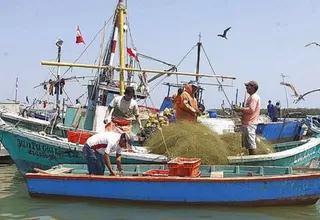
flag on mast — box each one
[76,25,85,44]
[127,48,138,61]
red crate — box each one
[142,169,169,177]
[167,157,201,177]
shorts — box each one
[82,144,105,175]
[241,124,257,150]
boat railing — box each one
[46,164,293,177]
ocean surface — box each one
[1,164,320,220]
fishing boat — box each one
[228,136,320,168]
[25,163,320,206]
[0,121,168,175]
[256,120,307,144]
[305,115,320,136]
[0,0,236,175]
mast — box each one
[195,33,202,102]
[15,75,18,103]
[281,73,289,109]
[55,38,63,109]
[118,0,126,95]
[195,32,202,82]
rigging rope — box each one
[201,45,232,107]
[60,14,114,78]
[147,44,197,94]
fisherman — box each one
[233,80,261,155]
[82,131,135,176]
[267,100,274,120]
[175,81,200,122]
[172,87,184,111]
[104,86,143,132]
[272,102,281,122]
[75,99,81,108]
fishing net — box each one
[144,120,274,165]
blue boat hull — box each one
[256,121,305,144]
[26,171,320,206]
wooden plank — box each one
[48,168,74,174]
[210,171,224,178]
[34,167,73,174]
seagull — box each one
[280,82,320,103]
[217,27,231,39]
[305,42,320,47]
[294,88,320,103]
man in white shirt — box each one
[104,86,143,131]
[82,131,135,176]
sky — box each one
[1,0,320,110]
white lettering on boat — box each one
[16,138,83,160]
[293,151,316,165]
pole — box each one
[235,88,238,105]
[41,61,237,80]
[118,0,125,95]
[56,46,61,108]
[62,98,65,124]
[281,73,289,109]
[195,32,202,82]
[15,75,18,103]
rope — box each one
[201,45,232,107]
[60,15,114,78]
[159,128,170,158]
[147,44,198,95]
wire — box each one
[148,44,197,94]
[60,15,114,78]
[201,45,232,107]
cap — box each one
[244,80,258,88]
[123,132,135,147]
[188,80,199,87]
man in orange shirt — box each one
[175,81,199,122]
[234,80,261,155]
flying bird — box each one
[295,88,320,103]
[280,82,320,103]
[217,27,231,39]
[305,42,320,47]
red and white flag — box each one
[76,25,85,44]
[127,47,138,61]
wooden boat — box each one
[228,137,320,168]
[256,121,306,144]
[305,115,320,136]
[0,0,236,176]
[0,121,168,175]
[26,163,320,206]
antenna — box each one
[280,73,289,109]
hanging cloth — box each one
[60,78,65,95]
[49,79,54,96]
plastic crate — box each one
[142,169,169,177]
[67,130,93,145]
[167,157,201,177]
